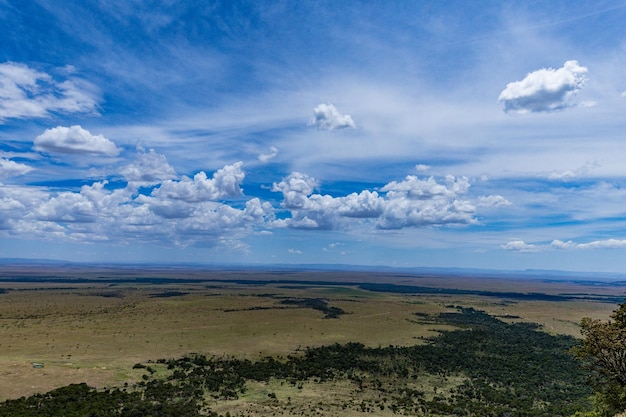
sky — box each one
[1,1,626,272]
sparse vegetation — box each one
[0,307,594,416]
[0,267,622,415]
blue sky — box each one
[2,1,626,272]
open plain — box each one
[0,264,624,415]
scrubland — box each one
[0,267,623,415]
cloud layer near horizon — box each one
[0,143,509,250]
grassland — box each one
[0,265,624,414]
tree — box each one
[572,302,626,416]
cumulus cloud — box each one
[477,195,512,208]
[272,172,319,209]
[377,175,475,229]
[34,125,120,156]
[381,175,470,200]
[551,239,626,250]
[272,172,385,229]
[309,103,356,130]
[0,185,49,231]
[34,187,101,223]
[0,158,34,179]
[499,60,588,113]
[121,148,177,184]
[0,161,273,249]
[288,248,303,254]
[502,238,626,252]
[151,161,245,202]
[0,62,98,122]
[258,146,279,163]
[0,158,510,251]
[500,240,539,252]
[272,171,498,230]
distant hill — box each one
[1,258,625,281]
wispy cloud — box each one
[258,146,279,163]
[503,238,626,252]
[0,158,34,179]
[551,239,626,250]
[0,62,99,122]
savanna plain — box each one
[0,264,623,416]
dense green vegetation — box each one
[359,283,625,303]
[571,302,626,416]
[0,307,591,416]
[222,296,346,318]
[278,297,346,318]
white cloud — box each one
[272,172,319,209]
[551,239,626,250]
[336,190,384,218]
[34,125,120,156]
[258,146,279,163]
[415,164,430,172]
[309,103,356,130]
[547,161,599,180]
[381,175,470,200]
[0,158,34,179]
[0,62,98,122]
[323,242,344,252]
[151,161,245,202]
[288,248,303,254]
[272,172,383,229]
[121,148,177,184]
[499,60,588,113]
[0,161,273,249]
[501,240,539,252]
[477,195,512,208]
[0,185,48,231]
[378,175,475,229]
[502,238,626,253]
[32,181,130,225]
[272,171,491,230]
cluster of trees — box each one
[0,307,596,416]
[223,297,346,319]
[279,298,346,319]
[571,302,626,416]
[0,382,206,417]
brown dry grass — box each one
[0,269,622,402]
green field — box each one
[0,266,623,415]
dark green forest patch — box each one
[0,307,590,416]
[223,296,347,319]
